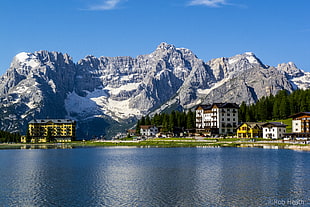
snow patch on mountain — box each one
[197,78,229,95]
[105,98,142,120]
[15,52,40,68]
[228,52,261,66]
[291,72,310,89]
[65,91,99,118]
[1,43,310,138]
[105,83,140,95]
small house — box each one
[262,122,287,139]
[140,125,158,137]
[236,122,266,138]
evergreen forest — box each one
[0,130,21,143]
[136,110,196,134]
[239,89,310,122]
[136,89,310,133]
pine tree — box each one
[186,110,195,129]
[168,111,176,132]
[140,116,146,125]
[238,101,247,122]
[145,115,151,125]
[279,94,290,119]
[136,120,141,135]
[162,114,169,132]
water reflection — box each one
[20,144,73,150]
[0,148,309,206]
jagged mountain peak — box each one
[0,43,308,138]
[227,52,264,67]
[12,51,73,72]
[156,42,176,51]
[206,52,267,81]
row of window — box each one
[222,118,236,122]
[265,128,285,132]
[221,113,236,117]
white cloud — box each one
[87,0,123,11]
[188,0,228,7]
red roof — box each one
[140,125,156,129]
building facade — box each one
[140,125,158,137]
[236,122,265,138]
[262,122,287,139]
[196,103,239,136]
[290,112,310,133]
[284,112,310,140]
[24,119,76,143]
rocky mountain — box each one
[0,43,309,138]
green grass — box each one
[270,118,292,133]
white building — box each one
[140,125,158,137]
[262,122,287,139]
[290,112,310,133]
[196,103,239,135]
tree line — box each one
[136,110,196,133]
[239,89,310,122]
[0,130,21,143]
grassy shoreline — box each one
[1,138,310,151]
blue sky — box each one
[0,0,309,74]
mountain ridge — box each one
[0,43,309,138]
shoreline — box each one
[1,139,310,151]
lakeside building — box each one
[21,119,76,143]
[127,129,137,137]
[284,112,310,140]
[196,103,239,136]
[236,122,266,138]
[262,122,287,139]
[140,125,158,137]
[290,112,310,133]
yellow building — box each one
[24,119,76,143]
[237,122,265,138]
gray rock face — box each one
[0,43,308,137]
[0,51,75,131]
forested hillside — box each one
[136,111,196,134]
[239,89,310,122]
[0,130,21,143]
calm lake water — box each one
[0,147,309,206]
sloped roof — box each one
[195,105,212,110]
[213,103,239,109]
[196,103,239,110]
[262,122,287,128]
[237,122,266,129]
[289,112,310,118]
[29,119,76,124]
[140,125,157,129]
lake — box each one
[0,147,309,206]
